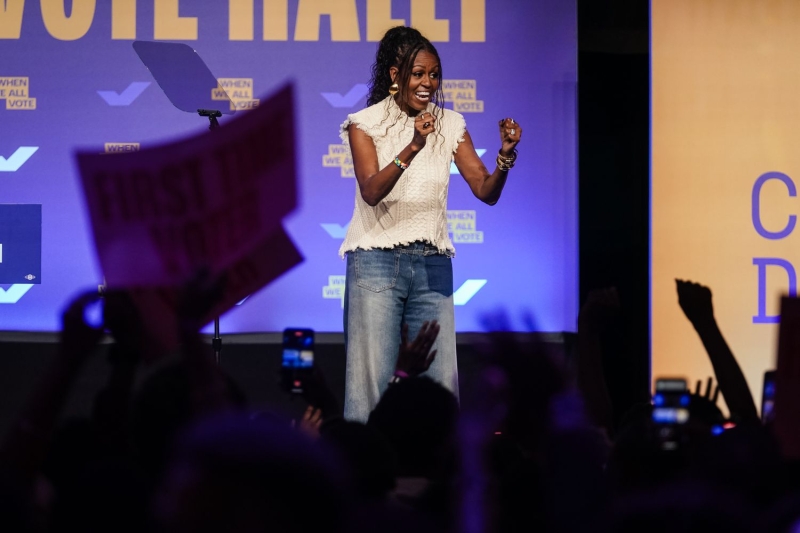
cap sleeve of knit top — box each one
[339,102,388,147]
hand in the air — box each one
[694,376,721,403]
[676,279,715,328]
[396,320,440,377]
[293,405,323,440]
[300,367,340,420]
[498,117,522,156]
[688,376,725,426]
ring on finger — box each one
[510,128,515,135]
[424,122,431,128]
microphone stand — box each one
[132,42,236,367]
[199,108,223,365]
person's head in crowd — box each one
[609,388,735,495]
[368,377,458,479]
[321,420,397,500]
[156,413,349,533]
[130,359,247,479]
[486,333,566,459]
[691,424,783,508]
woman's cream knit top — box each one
[338,95,467,258]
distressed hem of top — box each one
[339,239,455,259]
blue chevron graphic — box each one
[321,222,350,238]
[0,284,33,303]
[453,279,487,305]
[97,82,150,106]
[0,146,38,172]
[450,149,486,174]
[321,84,368,108]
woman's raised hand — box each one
[498,117,522,156]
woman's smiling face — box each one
[394,50,440,116]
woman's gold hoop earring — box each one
[388,82,399,96]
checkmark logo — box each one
[451,149,486,174]
[321,84,368,108]
[453,279,487,305]
[321,223,350,239]
[97,82,151,106]
[0,146,38,172]
[0,284,33,303]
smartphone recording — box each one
[281,328,314,394]
[652,377,690,451]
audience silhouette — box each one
[2,277,800,532]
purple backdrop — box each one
[0,0,576,333]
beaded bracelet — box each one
[496,149,517,171]
[393,156,409,170]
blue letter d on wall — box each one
[753,257,798,323]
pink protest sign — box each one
[76,84,302,335]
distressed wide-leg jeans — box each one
[343,242,459,422]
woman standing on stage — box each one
[339,26,523,422]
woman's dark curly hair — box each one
[366,26,445,111]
